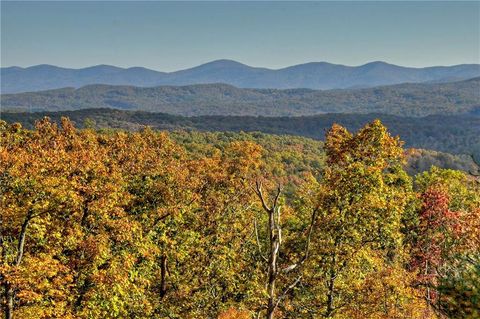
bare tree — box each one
[254,181,318,319]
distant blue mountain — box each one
[2,59,480,93]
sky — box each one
[1,1,479,70]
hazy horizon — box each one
[3,58,480,72]
[2,1,479,70]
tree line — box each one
[3,108,480,159]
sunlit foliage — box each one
[1,118,478,319]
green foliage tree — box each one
[306,120,418,318]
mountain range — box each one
[2,60,480,93]
[2,77,479,117]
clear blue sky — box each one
[1,1,479,70]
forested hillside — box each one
[1,119,479,318]
[3,109,479,158]
[2,77,479,116]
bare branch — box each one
[276,206,282,245]
[272,184,282,210]
[255,180,272,213]
[274,275,303,309]
[254,218,268,262]
[282,205,319,273]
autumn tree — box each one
[310,120,414,318]
[0,119,86,318]
[410,186,459,308]
[411,167,480,317]
[156,141,264,317]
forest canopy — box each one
[1,118,479,319]
[3,109,480,160]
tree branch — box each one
[272,185,282,211]
[255,181,272,213]
[274,275,302,309]
[254,218,268,262]
[15,211,33,267]
[282,205,319,273]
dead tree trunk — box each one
[266,195,280,319]
[255,181,318,319]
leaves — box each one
[1,118,478,319]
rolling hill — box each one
[2,60,479,93]
[2,77,479,117]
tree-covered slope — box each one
[3,108,480,158]
[2,77,479,116]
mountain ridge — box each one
[2,60,479,93]
[2,77,479,117]
[6,59,479,72]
